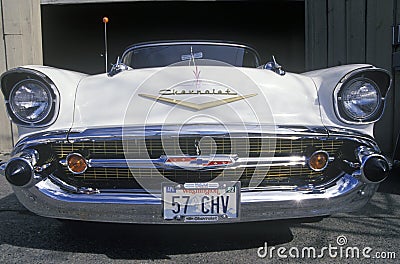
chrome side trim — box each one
[48,174,99,194]
[12,130,70,156]
[325,126,379,152]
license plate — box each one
[162,181,240,222]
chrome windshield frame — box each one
[120,40,261,68]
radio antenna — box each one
[103,17,109,72]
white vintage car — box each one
[0,41,392,223]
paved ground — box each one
[0,153,399,263]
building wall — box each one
[0,0,43,153]
[306,0,395,156]
[394,0,400,158]
[41,1,306,75]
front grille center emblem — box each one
[161,154,237,170]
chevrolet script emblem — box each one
[139,93,257,111]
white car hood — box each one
[71,65,321,132]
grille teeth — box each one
[52,138,343,159]
[68,166,323,181]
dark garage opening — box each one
[41,1,305,75]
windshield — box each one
[121,43,260,69]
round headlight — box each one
[9,80,53,123]
[338,78,381,121]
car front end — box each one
[0,41,392,223]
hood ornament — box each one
[139,48,258,110]
[264,55,285,76]
[195,139,201,156]
[108,56,129,77]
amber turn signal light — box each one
[308,150,329,171]
[66,153,88,174]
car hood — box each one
[71,65,322,133]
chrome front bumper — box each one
[7,173,377,224]
[0,125,387,223]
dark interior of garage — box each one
[41,1,305,75]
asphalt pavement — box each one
[0,153,399,263]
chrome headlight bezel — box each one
[2,68,60,127]
[334,76,385,124]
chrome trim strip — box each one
[59,155,311,170]
[48,174,99,194]
[12,125,380,155]
[65,125,368,142]
[325,126,379,152]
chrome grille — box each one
[52,138,343,159]
[52,137,344,188]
